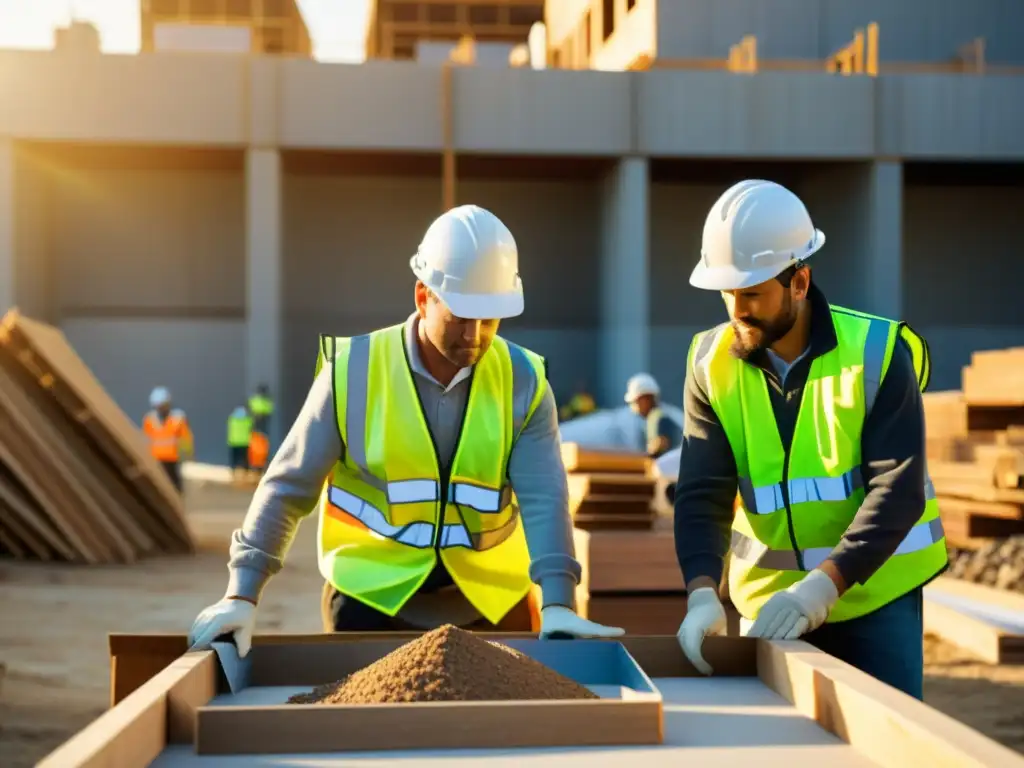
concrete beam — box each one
[0,138,13,314]
[598,156,650,406]
[245,148,283,447]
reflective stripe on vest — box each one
[694,306,948,623]
[315,324,547,624]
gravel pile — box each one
[947,537,1024,593]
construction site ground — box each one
[2,481,1024,767]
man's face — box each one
[721,267,809,358]
[631,393,656,417]
[416,282,500,368]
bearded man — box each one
[672,180,946,699]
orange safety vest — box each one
[142,409,192,463]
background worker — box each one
[558,381,597,422]
[248,384,274,436]
[142,386,194,493]
[226,405,252,481]
[673,180,946,699]
[624,372,681,458]
[189,205,624,656]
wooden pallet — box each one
[37,633,1024,767]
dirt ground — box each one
[2,482,1024,766]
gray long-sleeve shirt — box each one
[224,314,580,627]
[674,284,943,593]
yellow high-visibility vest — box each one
[690,306,947,623]
[313,324,547,625]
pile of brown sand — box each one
[287,624,599,704]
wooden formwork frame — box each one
[38,632,1024,767]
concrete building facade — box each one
[1,41,1022,461]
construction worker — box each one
[226,405,252,481]
[558,382,597,422]
[248,384,274,436]
[673,180,946,700]
[142,387,194,493]
[188,205,624,656]
[624,372,681,458]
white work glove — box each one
[539,605,625,639]
[188,598,258,658]
[745,569,839,640]
[676,587,728,675]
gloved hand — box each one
[745,569,838,640]
[676,587,728,675]
[539,605,625,639]
[188,598,258,657]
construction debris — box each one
[0,310,194,564]
[287,624,598,704]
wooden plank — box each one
[0,311,193,550]
[566,472,656,498]
[757,640,1024,766]
[586,528,683,592]
[37,651,217,768]
[923,598,1024,665]
[561,443,650,474]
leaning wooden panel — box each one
[923,577,1024,664]
[758,640,1024,767]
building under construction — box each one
[365,0,543,60]
[139,0,312,56]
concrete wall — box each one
[903,179,1024,391]
[280,169,602,427]
[4,50,1024,160]
[655,0,1024,63]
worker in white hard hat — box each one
[624,373,680,458]
[189,205,624,656]
[673,180,946,699]
[142,387,193,493]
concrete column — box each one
[860,161,904,319]
[598,156,650,406]
[245,149,283,447]
[0,138,14,314]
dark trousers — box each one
[160,460,182,493]
[319,562,536,633]
[803,587,924,699]
[228,445,249,470]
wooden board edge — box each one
[929,576,1024,614]
[756,640,1024,767]
[922,598,1006,665]
[38,651,217,768]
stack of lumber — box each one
[923,348,1024,592]
[0,309,194,564]
[561,443,657,530]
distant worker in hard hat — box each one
[142,387,194,493]
[673,180,945,699]
[624,372,681,459]
[226,405,253,481]
[188,205,624,656]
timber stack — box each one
[561,443,689,632]
[923,347,1024,593]
[0,309,194,564]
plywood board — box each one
[561,443,651,474]
[923,577,1024,664]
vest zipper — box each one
[775,373,804,571]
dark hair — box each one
[776,261,810,288]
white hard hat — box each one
[690,180,825,291]
[624,373,660,403]
[410,205,524,319]
[149,387,171,408]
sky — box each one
[0,0,370,62]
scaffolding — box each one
[365,0,543,60]
[139,0,312,57]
